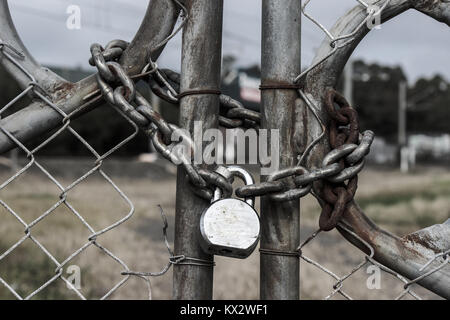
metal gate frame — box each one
[0,0,449,299]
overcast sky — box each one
[7,0,450,83]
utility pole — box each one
[173,0,223,300]
[398,80,408,173]
[260,0,301,299]
[344,59,354,107]
[149,92,160,156]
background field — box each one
[0,158,448,300]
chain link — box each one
[147,67,261,129]
[90,26,373,234]
[90,40,235,201]
[236,93,372,203]
[318,89,363,231]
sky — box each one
[7,0,450,83]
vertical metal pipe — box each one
[173,0,223,300]
[398,81,407,147]
[398,81,408,172]
[260,0,301,299]
[344,59,354,107]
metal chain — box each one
[236,130,373,202]
[90,0,373,226]
[90,39,233,201]
[318,89,366,231]
[89,36,373,230]
[232,0,389,229]
[147,67,261,129]
[235,88,373,231]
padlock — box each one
[199,166,260,259]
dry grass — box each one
[0,162,448,300]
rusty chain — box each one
[319,89,365,231]
[236,88,373,231]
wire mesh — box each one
[0,0,448,300]
[0,41,174,300]
[297,0,391,82]
[299,224,449,299]
[298,223,444,300]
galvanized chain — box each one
[90,0,378,236]
[147,67,261,129]
[90,40,235,202]
[91,1,380,218]
[139,0,259,130]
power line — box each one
[10,3,136,35]
[223,30,259,48]
[61,0,146,17]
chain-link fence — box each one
[0,39,177,300]
[299,223,450,300]
[0,0,449,300]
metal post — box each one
[173,0,223,300]
[260,0,301,299]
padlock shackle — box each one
[213,166,255,207]
[227,166,255,186]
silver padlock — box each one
[199,166,260,259]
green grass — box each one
[357,182,450,208]
[357,179,450,229]
[0,241,96,300]
[9,193,57,201]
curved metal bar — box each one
[303,0,450,298]
[0,1,67,91]
[0,0,180,154]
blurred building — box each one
[222,64,261,111]
[409,134,450,160]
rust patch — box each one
[53,81,77,101]
[260,79,303,90]
[415,0,442,10]
[403,232,441,254]
[54,81,76,93]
